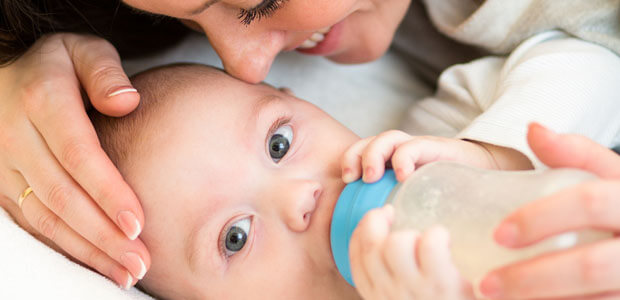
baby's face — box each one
[129,69,361,299]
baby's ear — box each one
[278,87,294,96]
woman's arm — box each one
[0,32,149,289]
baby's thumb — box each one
[65,34,140,117]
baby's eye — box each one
[223,217,251,258]
[267,125,293,163]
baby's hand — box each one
[341,130,497,183]
[349,205,475,300]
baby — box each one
[84,63,530,299]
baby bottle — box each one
[330,161,610,286]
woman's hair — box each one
[0,0,190,65]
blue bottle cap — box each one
[330,169,398,286]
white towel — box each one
[0,207,152,299]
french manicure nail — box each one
[117,211,141,240]
[107,87,138,98]
[111,268,133,290]
[120,252,147,280]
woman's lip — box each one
[295,20,343,56]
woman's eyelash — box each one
[238,0,287,25]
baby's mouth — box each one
[296,26,333,50]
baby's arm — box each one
[341,130,531,183]
[402,31,620,168]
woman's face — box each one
[123,0,411,83]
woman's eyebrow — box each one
[189,0,221,16]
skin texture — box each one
[102,65,525,299]
[120,66,361,299]
[122,0,412,83]
[0,0,413,287]
[479,124,620,300]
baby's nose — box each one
[281,180,322,233]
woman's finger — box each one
[62,33,140,117]
[527,123,620,178]
[19,192,135,289]
[21,43,144,241]
[341,137,374,183]
[494,180,620,248]
[481,239,620,299]
[13,127,150,280]
[360,130,411,183]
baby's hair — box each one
[89,63,222,173]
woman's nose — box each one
[278,180,323,233]
[201,22,287,83]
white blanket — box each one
[0,32,430,299]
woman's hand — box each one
[480,123,620,299]
[0,33,149,289]
[349,205,475,300]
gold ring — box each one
[18,186,33,208]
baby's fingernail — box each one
[111,269,134,290]
[494,222,519,247]
[107,87,138,98]
[480,273,503,298]
[383,204,395,221]
[342,168,356,183]
[362,167,374,182]
[120,252,147,280]
[118,211,141,240]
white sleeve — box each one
[402,32,620,168]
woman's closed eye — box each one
[238,0,288,25]
[267,120,293,163]
[220,217,252,259]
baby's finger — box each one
[361,130,411,183]
[20,193,135,289]
[383,230,422,285]
[350,206,394,298]
[418,226,461,284]
[341,137,374,183]
[391,138,446,181]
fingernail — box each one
[107,87,138,98]
[342,168,356,183]
[120,252,147,280]
[383,204,395,223]
[395,168,406,181]
[494,222,519,247]
[111,269,134,290]
[118,211,141,240]
[480,273,503,298]
[362,166,374,182]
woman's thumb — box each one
[527,122,620,178]
[64,34,139,117]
